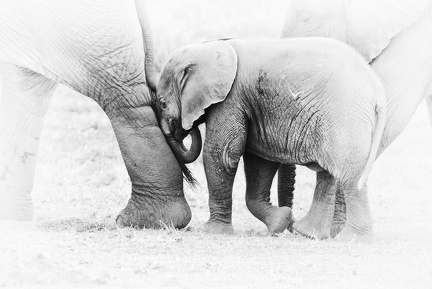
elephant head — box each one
[282,0,429,62]
[155,41,238,162]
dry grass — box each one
[1,1,432,288]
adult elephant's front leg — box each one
[107,104,191,229]
[244,153,293,235]
[202,111,247,234]
[0,63,57,221]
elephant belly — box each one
[245,136,318,167]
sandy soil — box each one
[1,1,432,288]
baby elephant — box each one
[155,38,386,241]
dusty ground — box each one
[1,1,432,288]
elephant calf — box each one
[155,38,386,241]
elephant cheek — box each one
[161,117,184,142]
[160,118,172,136]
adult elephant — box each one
[278,0,432,237]
[0,0,199,229]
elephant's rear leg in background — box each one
[0,62,57,221]
[244,153,293,235]
[277,163,296,208]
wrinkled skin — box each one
[0,0,192,229]
[280,0,432,238]
[156,38,386,240]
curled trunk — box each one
[167,127,203,164]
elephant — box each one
[0,0,201,229]
[275,0,432,238]
[154,37,386,240]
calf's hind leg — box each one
[292,171,336,239]
[244,153,293,235]
[331,187,346,237]
[336,182,373,242]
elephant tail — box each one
[357,96,386,191]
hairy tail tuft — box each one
[179,162,198,188]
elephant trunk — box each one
[166,127,202,164]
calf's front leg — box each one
[202,111,247,234]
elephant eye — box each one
[184,64,194,73]
[159,98,167,109]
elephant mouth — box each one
[174,127,190,142]
[160,118,188,142]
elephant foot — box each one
[330,221,345,238]
[265,207,293,235]
[202,220,234,235]
[116,194,192,230]
[291,216,330,240]
[334,224,374,243]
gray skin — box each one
[278,0,432,237]
[0,0,201,229]
[156,38,386,240]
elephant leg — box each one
[202,111,247,235]
[330,185,346,237]
[244,153,293,235]
[292,171,336,239]
[0,63,57,221]
[336,183,373,242]
[277,163,296,208]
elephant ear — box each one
[346,0,428,61]
[180,41,237,130]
